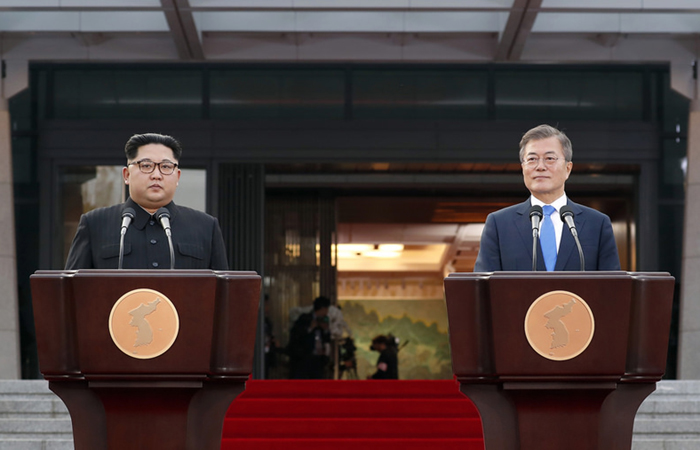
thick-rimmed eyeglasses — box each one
[521,156,563,168]
[128,159,179,175]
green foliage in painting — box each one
[338,300,452,380]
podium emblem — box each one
[109,288,180,359]
[524,290,595,361]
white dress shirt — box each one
[530,194,568,252]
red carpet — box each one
[222,380,485,450]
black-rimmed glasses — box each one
[128,159,179,175]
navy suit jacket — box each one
[65,197,229,270]
[473,199,620,272]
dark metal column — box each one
[217,163,265,378]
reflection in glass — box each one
[495,71,643,120]
[210,70,345,119]
[353,70,488,119]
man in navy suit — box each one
[65,133,228,270]
[474,125,620,272]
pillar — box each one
[0,96,21,379]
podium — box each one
[30,270,261,450]
[444,271,674,450]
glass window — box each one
[662,73,690,135]
[60,166,125,264]
[210,70,345,119]
[353,70,488,119]
[11,137,34,184]
[53,70,203,119]
[173,168,207,212]
[659,138,687,200]
[9,90,31,132]
[495,71,644,120]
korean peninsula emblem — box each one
[109,288,180,359]
[524,290,595,361]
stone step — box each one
[0,400,68,418]
[0,418,72,440]
[633,418,700,436]
[0,380,698,449]
[0,381,53,396]
[638,400,700,416]
[0,440,73,450]
[633,439,700,450]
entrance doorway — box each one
[263,163,636,380]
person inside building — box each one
[474,124,620,272]
[65,133,228,270]
[287,296,332,379]
[369,335,399,380]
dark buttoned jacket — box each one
[65,198,229,270]
[473,199,620,272]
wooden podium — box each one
[30,270,261,450]
[444,271,674,450]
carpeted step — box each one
[221,438,485,450]
[222,417,482,439]
[222,380,485,450]
[227,398,478,418]
[237,379,467,399]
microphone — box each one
[155,207,172,237]
[529,205,543,235]
[529,205,543,271]
[560,205,585,271]
[120,207,135,236]
[118,207,135,270]
[156,207,175,269]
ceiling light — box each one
[378,244,404,252]
[364,250,401,258]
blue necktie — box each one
[540,205,557,271]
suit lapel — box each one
[555,200,586,271]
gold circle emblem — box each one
[524,290,595,361]
[109,288,179,359]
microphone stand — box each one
[572,229,585,272]
[166,233,175,270]
[156,207,175,270]
[560,206,585,271]
[118,208,135,270]
[529,205,543,271]
[531,227,539,272]
[118,231,127,270]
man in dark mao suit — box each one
[474,125,620,272]
[65,133,228,270]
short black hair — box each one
[124,133,183,161]
[372,335,389,347]
[313,296,331,311]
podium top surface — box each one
[446,271,673,281]
[32,269,260,279]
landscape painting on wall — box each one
[337,299,452,380]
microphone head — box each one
[122,207,135,219]
[529,204,543,219]
[560,205,574,220]
[155,207,171,220]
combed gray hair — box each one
[519,125,573,162]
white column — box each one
[679,99,700,379]
[0,96,21,379]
